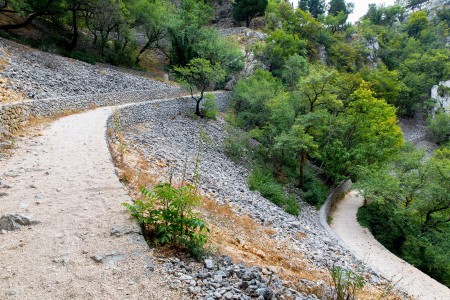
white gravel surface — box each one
[0,107,184,299]
[331,191,450,300]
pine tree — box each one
[328,0,348,16]
[299,0,308,12]
[232,0,268,27]
[298,0,325,18]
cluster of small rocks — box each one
[163,256,320,300]
[0,37,172,100]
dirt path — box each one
[0,107,183,299]
[331,191,450,300]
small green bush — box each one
[285,196,300,216]
[123,183,210,258]
[428,112,450,144]
[248,167,300,216]
[224,125,252,161]
[329,265,365,300]
[67,51,98,65]
[201,93,218,120]
[302,171,329,208]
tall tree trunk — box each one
[136,40,151,64]
[67,4,80,51]
[299,151,306,189]
[195,99,201,116]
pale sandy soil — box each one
[331,191,450,300]
[0,107,184,300]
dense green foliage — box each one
[428,112,450,144]
[248,167,300,215]
[0,0,244,77]
[201,93,218,120]
[231,66,402,191]
[356,146,450,286]
[299,0,325,18]
[123,183,210,258]
[226,2,449,287]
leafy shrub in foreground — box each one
[329,265,365,300]
[123,183,209,258]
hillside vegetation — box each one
[1,0,449,290]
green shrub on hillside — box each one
[201,93,218,120]
[248,167,300,216]
[428,112,450,144]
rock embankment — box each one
[0,37,185,140]
[0,37,171,100]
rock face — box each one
[0,214,40,231]
[366,37,380,68]
[431,80,450,111]
[406,0,450,20]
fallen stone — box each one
[0,214,40,231]
[90,255,103,263]
[144,256,154,272]
[53,253,69,264]
[204,258,214,269]
[111,225,139,237]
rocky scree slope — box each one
[0,37,172,101]
[122,115,384,283]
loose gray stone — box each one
[204,258,214,269]
[0,214,40,231]
[53,253,69,264]
[90,255,103,263]
[144,256,154,272]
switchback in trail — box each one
[331,191,450,300]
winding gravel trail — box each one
[331,191,450,300]
[0,107,183,299]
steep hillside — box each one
[0,38,171,101]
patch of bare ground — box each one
[0,107,92,158]
[108,129,406,300]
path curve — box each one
[0,107,183,299]
[331,191,450,300]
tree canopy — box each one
[232,0,268,27]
